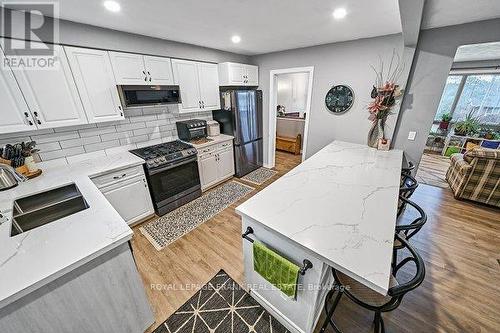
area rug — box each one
[240,167,278,185]
[152,270,290,333]
[140,181,254,250]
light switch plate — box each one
[408,131,417,141]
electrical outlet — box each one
[408,131,417,141]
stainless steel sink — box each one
[11,183,89,237]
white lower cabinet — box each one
[197,140,235,191]
[92,165,154,225]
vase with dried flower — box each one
[367,51,405,148]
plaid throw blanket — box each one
[446,148,500,207]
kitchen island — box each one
[0,152,154,333]
[236,140,402,333]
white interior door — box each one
[144,56,174,85]
[172,59,201,112]
[197,62,220,110]
[65,47,124,123]
[217,148,235,180]
[101,176,154,225]
[245,65,259,86]
[109,51,147,85]
[228,63,245,85]
[9,43,88,129]
[0,47,36,133]
[199,153,218,188]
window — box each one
[435,75,462,121]
[435,73,500,125]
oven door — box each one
[147,156,200,207]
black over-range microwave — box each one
[118,85,181,108]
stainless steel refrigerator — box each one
[213,90,263,177]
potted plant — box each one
[454,111,480,136]
[439,113,452,130]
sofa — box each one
[446,148,500,208]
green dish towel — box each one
[253,240,300,298]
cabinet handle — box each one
[28,120,33,126]
[142,70,146,75]
[149,77,152,82]
[37,120,42,125]
[202,101,205,108]
[199,101,202,108]
[144,77,147,81]
[147,71,151,75]
[118,105,122,110]
[113,173,127,180]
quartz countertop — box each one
[185,134,234,150]
[0,152,145,308]
[236,141,403,295]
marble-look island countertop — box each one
[0,152,145,308]
[236,140,403,294]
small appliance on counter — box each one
[176,119,208,141]
[206,120,220,137]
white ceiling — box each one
[454,42,500,62]
[6,0,402,55]
[422,0,500,29]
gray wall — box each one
[252,34,404,160]
[392,18,500,167]
[1,7,249,64]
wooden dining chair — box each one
[319,233,426,333]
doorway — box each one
[416,41,500,188]
[266,67,314,168]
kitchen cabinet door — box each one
[245,65,259,86]
[109,51,147,85]
[0,47,36,133]
[101,176,154,225]
[9,43,88,129]
[144,56,174,85]
[65,47,124,123]
[199,153,219,189]
[228,63,246,85]
[197,62,220,110]
[172,59,202,113]
[217,148,235,180]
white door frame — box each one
[265,66,314,168]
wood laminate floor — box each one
[131,150,500,333]
[415,153,451,189]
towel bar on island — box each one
[242,226,313,275]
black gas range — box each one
[130,140,201,216]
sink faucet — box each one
[0,164,28,182]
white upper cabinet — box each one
[198,62,220,110]
[64,47,124,123]
[0,47,35,134]
[6,42,88,129]
[109,51,173,85]
[143,56,174,85]
[172,59,220,113]
[218,62,259,86]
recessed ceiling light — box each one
[332,8,347,20]
[103,0,121,12]
[231,35,241,44]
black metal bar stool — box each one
[392,196,427,269]
[398,173,418,217]
[319,233,425,333]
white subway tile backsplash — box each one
[100,131,133,142]
[60,136,101,149]
[32,131,80,143]
[119,135,148,145]
[37,142,62,152]
[53,124,97,132]
[129,115,157,123]
[38,146,85,161]
[0,109,212,164]
[84,140,120,152]
[115,122,146,132]
[79,126,116,138]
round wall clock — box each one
[325,85,354,114]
